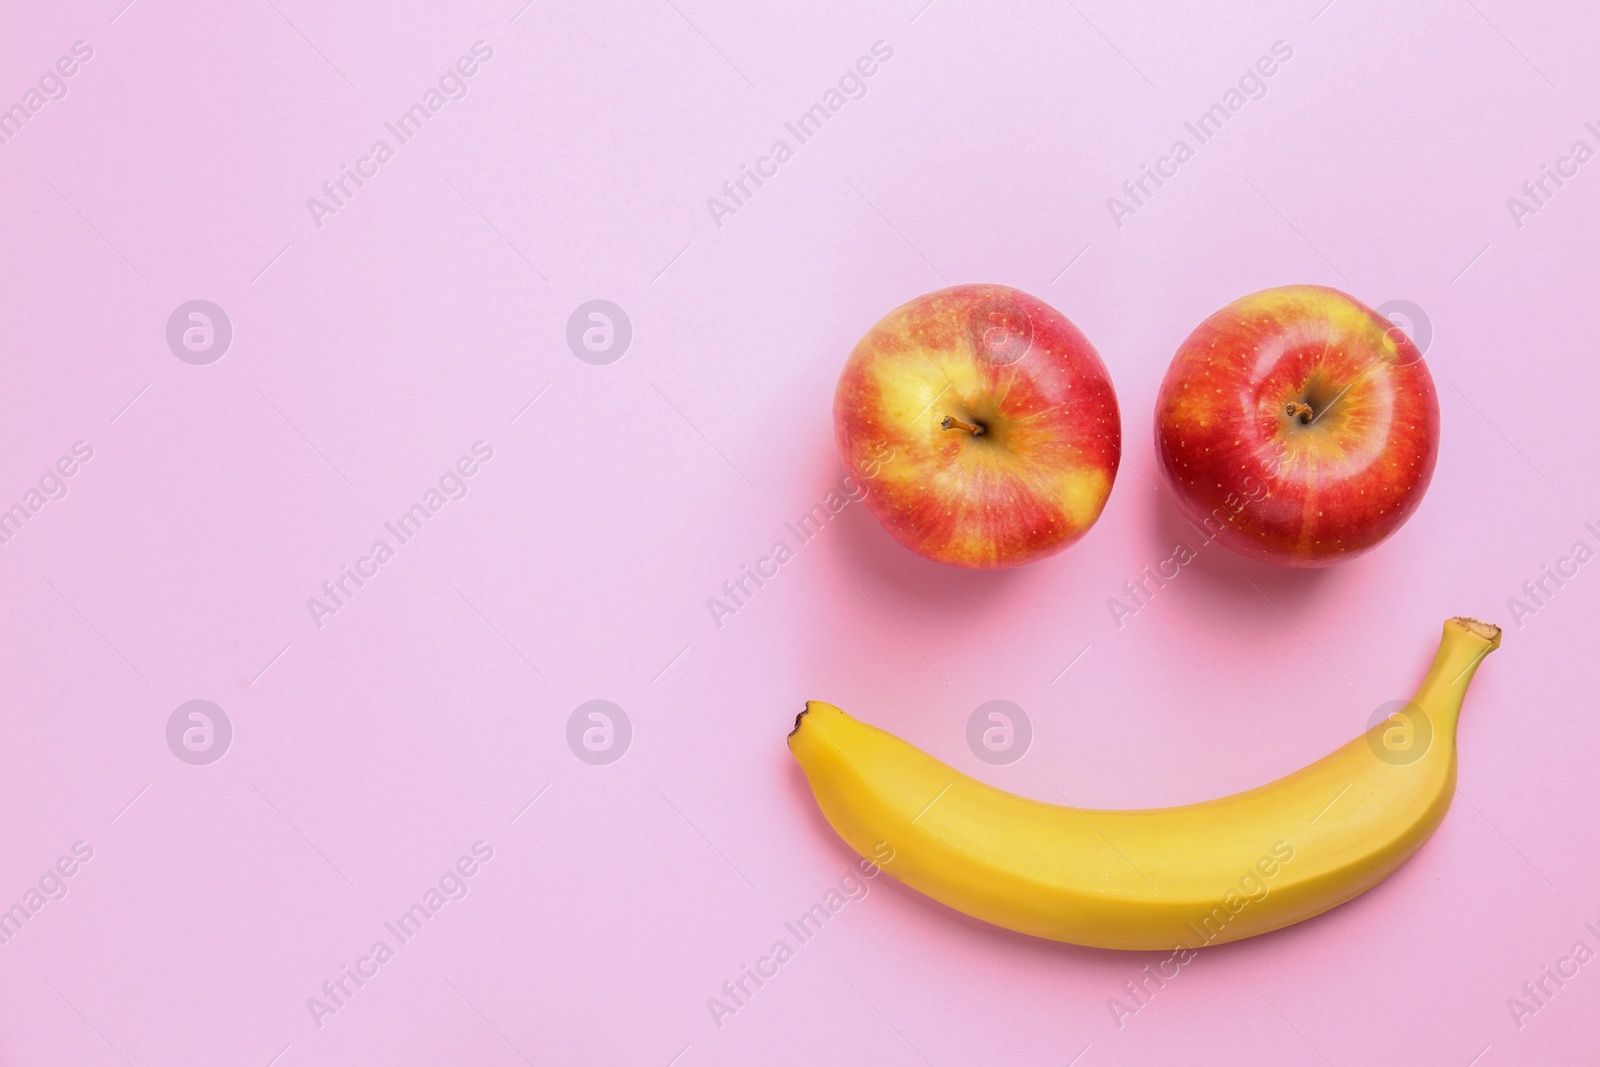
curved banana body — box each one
[789,617,1500,950]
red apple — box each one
[1155,285,1439,566]
[834,284,1121,568]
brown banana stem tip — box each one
[1449,616,1502,647]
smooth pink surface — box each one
[1,2,1596,1064]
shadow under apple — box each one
[1144,479,1339,620]
[831,492,1027,613]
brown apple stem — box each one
[941,415,986,436]
[1285,402,1314,424]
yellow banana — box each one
[789,617,1500,950]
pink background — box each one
[1,0,1596,1063]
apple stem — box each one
[941,415,986,436]
[1285,402,1314,424]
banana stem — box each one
[1415,617,1501,736]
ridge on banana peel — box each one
[788,616,1501,951]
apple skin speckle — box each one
[1152,285,1439,567]
[834,284,1121,569]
